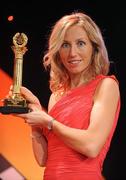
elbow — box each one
[39,162,46,167]
[34,154,47,167]
[36,158,47,167]
[82,143,101,158]
[86,150,99,158]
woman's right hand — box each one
[8,86,42,110]
[20,86,42,110]
[8,86,52,129]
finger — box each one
[24,119,33,125]
[8,90,12,97]
[24,118,31,124]
[5,94,10,99]
[28,103,41,111]
[5,85,13,99]
[14,113,28,118]
[21,87,40,105]
[10,85,13,90]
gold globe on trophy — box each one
[0,32,29,114]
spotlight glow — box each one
[8,15,14,21]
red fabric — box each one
[43,75,120,180]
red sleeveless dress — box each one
[43,75,120,180]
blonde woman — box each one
[13,12,120,180]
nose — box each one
[69,45,78,57]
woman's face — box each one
[59,25,93,76]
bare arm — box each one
[20,87,48,166]
[31,126,47,166]
[48,78,120,157]
[18,78,120,158]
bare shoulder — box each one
[100,77,119,91]
[94,77,120,101]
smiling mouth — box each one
[68,60,82,64]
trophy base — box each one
[0,106,29,114]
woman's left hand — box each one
[14,103,52,128]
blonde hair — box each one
[43,12,110,93]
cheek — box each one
[83,48,93,63]
[59,50,69,62]
[84,56,92,67]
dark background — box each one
[0,1,126,179]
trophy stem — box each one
[13,57,23,94]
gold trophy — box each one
[0,32,29,114]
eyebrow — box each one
[63,38,87,43]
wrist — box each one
[47,118,55,130]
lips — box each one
[68,60,82,64]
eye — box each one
[61,42,70,48]
[77,41,85,47]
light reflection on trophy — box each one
[0,32,29,114]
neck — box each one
[70,72,94,89]
[70,74,85,89]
